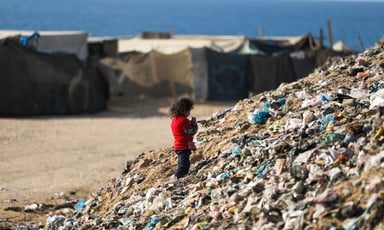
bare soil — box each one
[0,96,235,228]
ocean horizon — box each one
[0,0,383,52]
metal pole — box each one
[327,20,333,49]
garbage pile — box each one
[38,39,384,229]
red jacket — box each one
[171,115,197,150]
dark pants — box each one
[175,149,191,178]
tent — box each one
[332,40,354,52]
[98,49,193,97]
[94,34,356,101]
[118,35,247,54]
[0,38,108,116]
[88,37,118,59]
[0,30,89,61]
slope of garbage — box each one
[29,39,384,229]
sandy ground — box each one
[0,96,235,227]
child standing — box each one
[169,97,198,179]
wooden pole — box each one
[319,28,324,48]
[327,20,333,49]
[358,34,365,51]
[308,33,314,49]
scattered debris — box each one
[9,38,384,229]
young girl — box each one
[169,97,198,179]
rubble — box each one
[16,38,384,229]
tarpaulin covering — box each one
[118,35,246,54]
[205,49,248,101]
[96,35,356,101]
[190,48,209,101]
[249,35,316,55]
[0,30,89,61]
[88,38,118,59]
[249,54,297,94]
[290,49,344,78]
[99,49,193,97]
[0,39,108,116]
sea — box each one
[0,0,383,52]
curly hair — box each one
[169,97,194,117]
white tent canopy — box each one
[117,35,247,54]
[0,30,89,61]
[332,40,354,52]
[116,34,319,55]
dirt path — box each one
[0,96,235,227]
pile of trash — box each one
[23,39,384,229]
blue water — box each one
[0,0,383,51]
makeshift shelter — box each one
[248,35,317,55]
[94,34,356,101]
[205,49,248,101]
[249,53,297,94]
[0,38,108,116]
[98,49,193,97]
